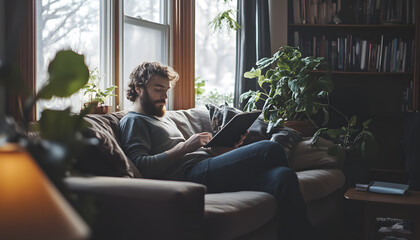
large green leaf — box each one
[37,50,89,99]
[349,115,357,127]
[39,108,89,142]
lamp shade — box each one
[0,144,90,240]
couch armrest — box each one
[64,176,206,240]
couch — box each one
[65,108,345,240]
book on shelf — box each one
[355,181,409,195]
[290,0,415,25]
[292,31,414,72]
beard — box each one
[140,89,166,117]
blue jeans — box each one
[184,140,312,239]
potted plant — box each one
[1,49,94,186]
[240,46,333,135]
[311,111,378,187]
[82,68,117,114]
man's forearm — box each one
[165,142,190,161]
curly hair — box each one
[126,62,179,102]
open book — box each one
[356,181,409,195]
[204,110,262,148]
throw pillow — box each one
[206,103,242,136]
[269,127,302,159]
[74,113,141,178]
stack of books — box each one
[355,181,409,195]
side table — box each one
[345,188,420,240]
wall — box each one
[269,0,287,55]
[0,0,4,115]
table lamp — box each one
[0,143,90,240]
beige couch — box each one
[65,108,345,240]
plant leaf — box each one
[363,119,372,128]
[349,115,357,127]
[37,50,89,99]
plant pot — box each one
[284,120,317,137]
[92,105,111,114]
[342,149,370,189]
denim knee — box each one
[253,140,287,166]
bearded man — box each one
[119,62,312,240]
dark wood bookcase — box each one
[287,0,420,180]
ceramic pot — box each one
[284,120,317,137]
[92,105,111,114]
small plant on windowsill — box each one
[81,68,117,114]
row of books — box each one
[294,32,415,72]
[291,0,341,24]
[402,80,414,112]
[291,0,416,25]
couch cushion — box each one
[297,169,345,203]
[288,137,339,171]
[204,191,277,240]
[165,108,212,138]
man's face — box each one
[139,75,170,117]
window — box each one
[121,0,170,110]
[195,0,237,108]
[35,0,102,118]
[35,0,170,118]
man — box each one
[119,62,312,239]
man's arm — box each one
[120,116,213,178]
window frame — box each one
[6,0,194,120]
[118,0,171,110]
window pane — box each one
[122,22,166,109]
[36,0,100,118]
[195,1,237,108]
[124,0,163,24]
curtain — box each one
[234,0,271,109]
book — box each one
[204,110,262,148]
[356,181,409,195]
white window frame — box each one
[118,0,171,110]
[100,0,116,111]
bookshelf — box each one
[287,0,420,177]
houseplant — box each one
[239,46,333,134]
[1,49,94,186]
[311,110,378,187]
[82,68,117,114]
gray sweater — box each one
[119,111,211,180]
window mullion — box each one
[101,0,116,109]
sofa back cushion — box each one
[165,108,212,138]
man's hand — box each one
[182,132,213,152]
[210,130,249,156]
[165,132,212,161]
[234,130,249,148]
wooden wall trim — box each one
[172,0,195,110]
[5,0,36,121]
